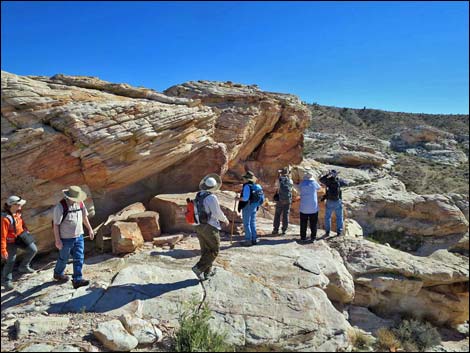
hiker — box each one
[1,196,37,291]
[272,167,295,235]
[298,170,322,243]
[52,186,94,289]
[237,171,265,246]
[319,170,348,237]
[192,174,229,281]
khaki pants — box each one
[195,224,220,274]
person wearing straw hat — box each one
[298,169,322,243]
[52,186,94,289]
[192,174,229,281]
[237,171,265,246]
[1,196,37,291]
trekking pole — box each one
[230,199,237,245]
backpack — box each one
[185,198,196,224]
[278,176,293,201]
[1,212,16,234]
[51,199,85,229]
[248,183,265,204]
[326,178,342,201]
[193,191,212,224]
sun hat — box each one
[242,171,257,182]
[62,186,87,202]
[303,169,314,180]
[279,166,291,175]
[6,195,26,206]
[199,174,222,192]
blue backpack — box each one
[248,183,265,204]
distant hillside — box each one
[305,104,469,196]
[307,104,469,141]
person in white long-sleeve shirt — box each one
[192,174,229,281]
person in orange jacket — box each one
[1,196,37,291]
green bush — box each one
[173,298,233,352]
[392,319,441,352]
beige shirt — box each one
[53,201,88,239]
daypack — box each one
[185,198,196,224]
[278,176,293,201]
[1,212,16,234]
[51,199,85,229]
[248,183,265,204]
[326,178,342,201]
[193,191,212,225]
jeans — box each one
[1,242,37,283]
[195,224,220,274]
[273,200,291,232]
[325,199,344,234]
[242,203,258,242]
[300,212,318,240]
[54,235,85,282]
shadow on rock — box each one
[47,278,200,314]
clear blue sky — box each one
[2,1,469,114]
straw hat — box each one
[242,171,257,182]
[199,174,222,192]
[62,186,87,202]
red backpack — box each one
[185,198,196,224]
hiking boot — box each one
[299,238,309,244]
[53,273,70,283]
[337,231,342,237]
[310,237,317,243]
[241,241,252,247]
[3,281,14,291]
[281,230,287,235]
[272,230,279,235]
[192,266,205,281]
[252,239,258,245]
[204,268,217,280]
[324,232,330,238]
[72,279,90,289]
[18,266,35,274]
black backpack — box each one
[326,178,342,200]
[194,191,211,224]
[278,176,292,201]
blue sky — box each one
[2,1,469,114]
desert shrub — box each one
[349,328,374,351]
[375,327,401,351]
[392,319,441,352]
[172,298,233,352]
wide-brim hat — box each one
[303,169,314,180]
[242,171,257,182]
[199,174,222,192]
[62,185,87,202]
[6,195,26,206]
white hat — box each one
[7,195,26,206]
[199,174,222,192]
[62,185,87,202]
[303,169,314,180]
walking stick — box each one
[231,199,237,245]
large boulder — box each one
[111,221,144,254]
[330,237,469,326]
[148,191,241,234]
[343,177,469,238]
[1,72,311,255]
[164,80,312,195]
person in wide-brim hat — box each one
[62,186,87,203]
[199,174,222,192]
[242,171,257,182]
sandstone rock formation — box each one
[343,177,469,238]
[1,72,310,254]
[330,237,469,326]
